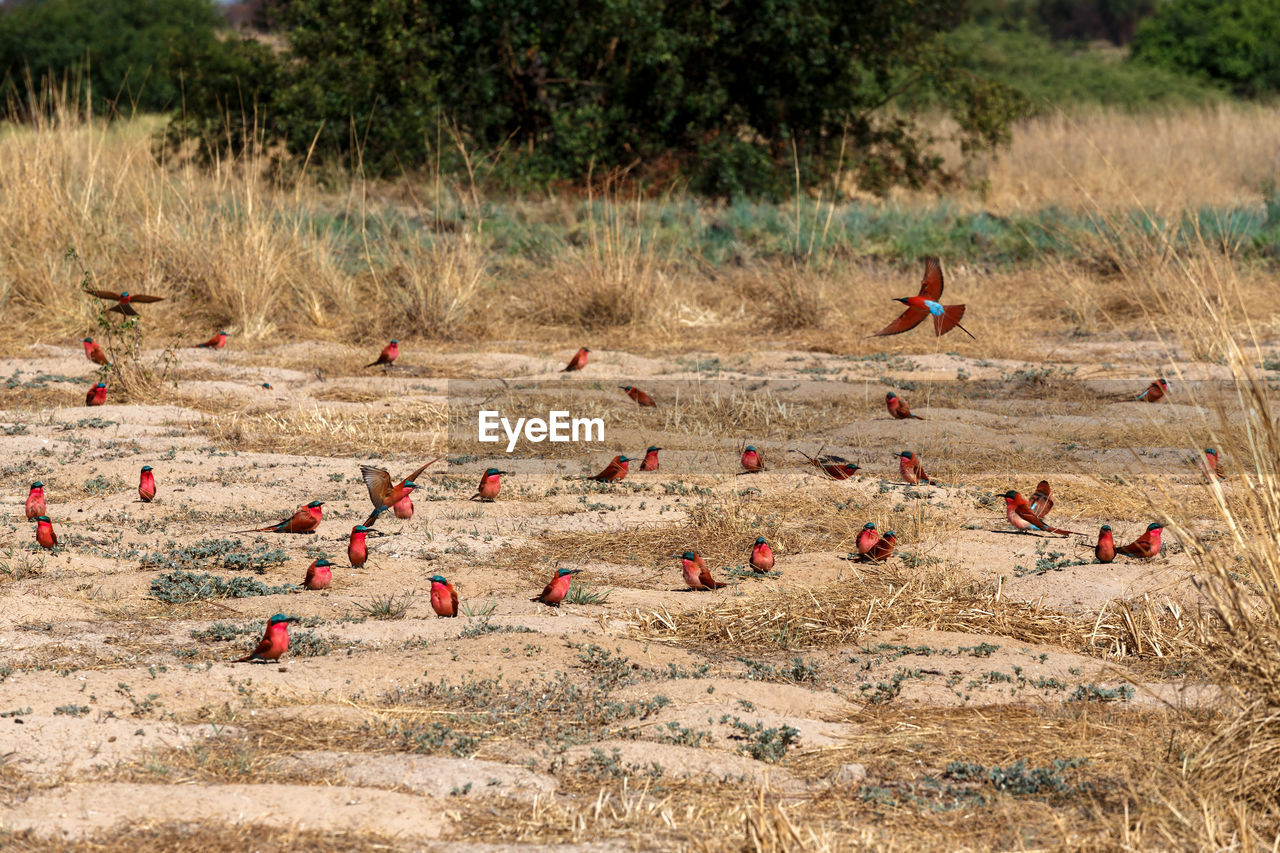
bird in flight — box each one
[873,257,974,339]
[87,290,165,317]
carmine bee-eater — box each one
[429,575,458,617]
[1134,378,1168,403]
[1201,448,1225,481]
[471,468,507,501]
[1095,525,1115,563]
[640,446,661,471]
[898,451,932,485]
[740,445,766,473]
[236,613,298,662]
[25,481,45,520]
[874,257,975,339]
[87,289,165,317]
[392,493,414,519]
[301,557,333,590]
[794,450,859,480]
[1028,480,1054,517]
[348,525,372,568]
[678,551,726,590]
[234,501,324,534]
[1116,523,1163,559]
[562,347,590,372]
[366,339,398,368]
[749,537,775,573]
[1000,491,1083,536]
[533,568,581,606]
[885,392,923,420]
[35,515,57,549]
[197,331,228,349]
[589,455,631,482]
[85,382,107,406]
[360,460,436,525]
[82,338,108,365]
[864,531,897,562]
[856,522,880,557]
[620,385,656,407]
[138,466,156,502]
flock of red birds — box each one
[31,261,1203,660]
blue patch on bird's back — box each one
[924,300,944,316]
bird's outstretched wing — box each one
[360,465,393,507]
[88,289,122,300]
[403,459,439,484]
[918,257,944,300]
[933,305,975,338]
[128,294,164,303]
[1029,481,1053,517]
[874,305,929,337]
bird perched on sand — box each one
[873,257,974,339]
[234,501,324,534]
[138,466,156,502]
[621,386,656,407]
[348,525,372,568]
[897,451,932,485]
[1095,525,1115,563]
[1134,378,1169,403]
[472,468,507,501]
[1028,480,1054,517]
[885,392,923,420]
[589,455,631,482]
[1201,448,1225,481]
[35,515,57,550]
[1000,491,1082,536]
[640,446,661,471]
[197,331,228,349]
[856,522,880,557]
[1116,523,1163,559]
[236,614,298,662]
[85,382,107,406]
[25,482,45,520]
[795,449,859,480]
[87,289,165,317]
[366,340,398,369]
[533,568,581,606]
[864,531,897,562]
[360,461,436,525]
[749,537,775,573]
[392,494,414,519]
[678,551,726,590]
[563,347,590,372]
[82,338,108,366]
[429,575,458,617]
[301,557,333,590]
[740,445,766,473]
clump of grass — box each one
[142,539,288,574]
[149,570,296,603]
[353,592,415,620]
[565,580,612,605]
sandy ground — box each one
[0,339,1239,848]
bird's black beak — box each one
[894,297,909,305]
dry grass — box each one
[193,404,447,457]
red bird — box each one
[741,445,766,473]
[348,525,372,568]
[138,466,156,502]
[621,385,656,407]
[392,493,414,519]
[85,383,107,406]
[35,515,57,549]
[25,481,46,520]
[590,455,631,482]
[366,339,398,368]
[1201,448,1225,481]
[640,446,661,471]
[885,392,923,420]
[898,451,932,485]
[1134,378,1168,403]
[1001,491,1082,536]
[864,531,897,562]
[82,338,108,365]
[471,468,506,501]
[1028,480,1054,517]
[873,257,974,339]
[360,461,436,525]
[1095,525,1115,563]
[749,537,775,573]
[1116,523,1164,559]
[795,450,859,480]
[301,557,333,590]
[197,331,229,349]
[533,568,581,606]
[87,289,164,317]
[562,347,590,372]
[856,522,880,557]
[430,575,459,617]
[236,614,297,662]
[678,551,725,590]
[234,501,324,534]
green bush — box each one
[1131,0,1280,97]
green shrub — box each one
[1131,0,1280,97]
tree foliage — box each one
[1131,0,1280,97]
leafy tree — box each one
[1131,0,1280,97]
[0,0,229,115]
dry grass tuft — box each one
[194,404,447,457]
